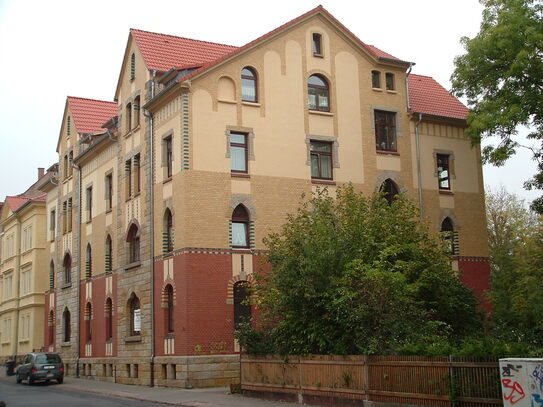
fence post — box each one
[298,356,303,404]
[363,355,369,402]
[449,355,456,407]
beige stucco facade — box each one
[0,198,48,359]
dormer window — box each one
[312,33,322,56]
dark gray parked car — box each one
[16,352,64,385]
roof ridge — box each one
[130,28,238,49]
[410,73,435,79]
[67,96,117,104]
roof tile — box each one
[67,97,118,134]
[131,29,238,72]
[408,74,468,120]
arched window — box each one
[133,95,140,128]
[128,294,141,336]
[49,260,55,289]
[85,302,92,342]
[105,298,113,341]
[48,310,55,345]
[127,224,140,263]
[130,53,135,80]
[126,102,132,132]
[63,308,71,342]
[233,281,251,329]
[380,179,399,205]
[63,254,72,284]
[307,75,330,112]
[164,284,174,334]
[241,67,257,102]
[164,209,173,253]
[105,235,113,273]
[441,217,458,255]
[231,205,249,248]
[85,244,92,279]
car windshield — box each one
[35,354,61,364]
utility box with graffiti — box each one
[500,358,543,407]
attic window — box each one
[67,117,71,136]
[386,73,395,91]
[130,53,135,81]
[312,33,322,56]
[371,71,381,89]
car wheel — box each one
[16,373,22,384]
[57,377,63,384]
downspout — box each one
[415,113,424,220]
[73,161,82,377]
[145,69,157,387]
[405,63,413,111]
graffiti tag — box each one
[532,394,543,407]
[502,379,527,405]
[533,366,543,393]
[503,364,523,378]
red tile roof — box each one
[4,194,47,213]
[131,29,238,72]
[67,97,118,134]
[408,74,468,120]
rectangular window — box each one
[437,154,451,190]
[374,110,397,152]
[165,136,173,179]
[4,274,13,300]
[385,73,395,90]
[63,155,68,180]
[21,269,31,295]
[310,141,333,180]
[50,209,56,241]
[232,222,248,247]
[134,154,141,194]
[230,132,248,173]
[105,174,113,211]
[86,186,93,222]
[3,318,11,340]
[67,198,73,233]
[125,159,132,200]
[62,201,67,234]
[312,33,322,56]
[372,70,381,88]
[21,226,32,252]
[68,152,73,177]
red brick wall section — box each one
[457,257,491,313]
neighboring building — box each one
[43,5,490,387]
[0,169,50,360]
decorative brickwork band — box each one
[181,92,190,170]
[454,256,490,263]
[153,246,268,261]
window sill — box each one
[61,283,72,289]
[18,339,29,344]
[386,90,398,94]
[106,209,112,214]
[61,342,71,348]
[231,247,251,253]
[313,53,324,58]
[165,333,175,339]
[163,252,174,259]
[134,192,141,198]
[86,220,92,224]
[376,150,400,156]
[125,335,142,343]
[231,173,250,179]
[372,87,383,92]
[218,99,237,105]
[163,177,172,184]
[312,179,336,186]
[308,110,334,117]
[124,261,141,271]
[439,190,454,195]
[241,101,261,107]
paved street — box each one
[0,378,166,407]
[0,369,293,407]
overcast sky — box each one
[0,0,538,205]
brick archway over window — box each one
[226,274,255,304]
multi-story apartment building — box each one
[42,6,490,387]
[0,169,52,360]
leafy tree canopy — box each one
[239,186,482,355]
[451,0,543,212]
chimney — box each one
[38,167,45,179]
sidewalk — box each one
[0,368,290,407]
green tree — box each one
[485,187,543,345]
[240,186,482,355]
[451,0,543,212]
